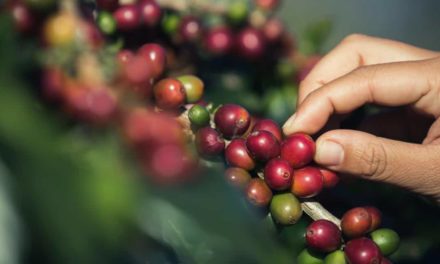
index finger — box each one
[284,59,438,135]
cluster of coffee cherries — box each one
[6,1,400,263]
[192,103,330,217]
[299,206,400,263]
[94,0,293,63]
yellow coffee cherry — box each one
[43,12,76,46]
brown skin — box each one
[283,34,440,203]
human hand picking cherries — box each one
[283,34,440,203]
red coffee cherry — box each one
[120,55,152,85]
[9,1,35,33]
[113,4,140,31]
[280,133,315,168]
[236,27,266,60]
[224,167,252,190]
[179,16,202,42]
[364,206,382,232]
[305,219,342,253]
[262,18,284,43]
[264,158,293,191]
[138,0,162,27]
[291,166,324,198]
[195,127,225,157]
[138,43,167,79]
[214,104,251,139]
[252,118,282,142]
[153,78,186,110]
[344,237,383,264]
[122,108,182,149]
[146,144,196,185]
[341,207,372,238]
[245,178,273,208]
[246,130,280,162]
[225,138,255,171]
[319,168,340,188]
[204,26,234,55]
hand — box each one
[282,34,440,202]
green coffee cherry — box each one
[370,228,400,256]
[270,193,302,225]
[162,13,180,35]
[97,11,117,35]
[177,75,204,103]
[297,248,324,264]
[189,105,210,127]
[227,1,249,24]
[324,250,346,264]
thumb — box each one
[314,129,440,201]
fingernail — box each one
[316,140,344,166]
[282,114,297,133]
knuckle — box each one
[341,33,368,45]
[353,140,388,179]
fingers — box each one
[283,58,440,135]
[314,129,440,201]
[298,34,439,104]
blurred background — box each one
[1,1,440,264]
[280,0,440,51]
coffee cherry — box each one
[297,248,324,264]
[96,0,119,11]
[41,67,64,102]
[264,158,293,190]
[204,27,234,55]
[370,228,400,256]
[179,16,202,42]
[227,1,249,24]
[117,49,134,64]
[44,12,76,46]
[255,0,280,10]
[214,104,251,139]
[10,1,35,33]
[113,5,140,31]
[195,127,225,157]
[291,166,324,198]
[319,168,340,188]
[252,119,282,142]
[245,178,272,208]
[64,86,117,124]
[364,207,382,232]
[225,138,255,171]
[306,220,342,253]
[324,250,346,264]
[161,12,180,35]
[246,130,280,162]
[123,109,182,148]
[270,193,302,225]
[138,43,167,79]
[224,167,252,190]
[177,75,204,103]
[341,207,372,238]
[121,55,152,85]
[280,133,315,168]
[262,18,284,43]
[188,105,210,127]
[236,28,266,59]
[153,78,186,110]
[147,144,196,184]
[97,11,117,35]
[139,0,162,27]
[344,237,382,264]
